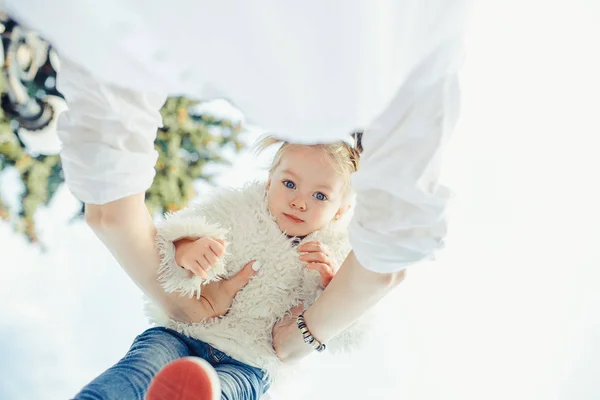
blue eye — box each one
[313,192,328,201]
[283,180,296,189]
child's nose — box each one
[290,197,306,211]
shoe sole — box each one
[146,357,221,400]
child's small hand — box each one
[297,241,339,288]
[174,237,227,279]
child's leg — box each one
[214,363,270,400]
[74,327,191,400]
[145,349,271,400]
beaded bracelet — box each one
[296,311,326,352]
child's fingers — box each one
[297,241,327,254]
[306,262,334,286]
[306,262,332,275]
[203,251,219,267]
[194,259,210,279]
[299,251,331,266]
[180,259,208,279]
[208,238,227,257]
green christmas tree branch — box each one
[0,18,247,243]
[0,94,245,243]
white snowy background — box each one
[1,1,599,399]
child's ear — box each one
[334,204,352,220]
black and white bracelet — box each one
[296,311,326,352]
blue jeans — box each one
[74,327,271,400]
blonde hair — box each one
[254,132,363,189]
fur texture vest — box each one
[145,181,367,376]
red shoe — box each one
[146,357,221,400]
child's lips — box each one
[283,213,304,223]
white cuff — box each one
[56,57,167,204]
[347,39,461,274]
[155,207,228,299]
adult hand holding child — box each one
[173,237,262,321]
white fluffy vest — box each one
[146,182,366,375]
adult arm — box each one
[56,59,202,319]
[85,194,196,321]
[57,58,257,322]
[273,21,465,362]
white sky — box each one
[1,1,599,399]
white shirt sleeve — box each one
[55,58,167,205]
[11,0,468,272]
[349,39,463,273]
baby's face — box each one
[266,145,348,237]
